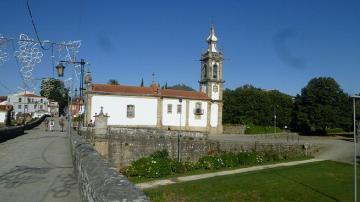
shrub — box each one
[124,156,172,178]
[198,155,224,170]
[219,152,239,168]
[170,161,186,174]
[326,128,344,134]
[237,152,257,165]
[245,124,282,134]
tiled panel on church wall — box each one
[91,95,158,126]
[211,83,219,100]
[162,98,187,126]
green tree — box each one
[108,79,119,85]
[140,78,144,87]
[223,84,293,128]
[168,83,195,91]
[291,77,351,134]
[40,78,69,115]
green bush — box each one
[245,124,282,134]
[124,156,172,178]
[170,161,186,174]
[124,149,308,179]
[219,152,239,168]
[237,152,257,165]
[326,128,345,134]
[198,155,224,170]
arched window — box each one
[213,64,218,79]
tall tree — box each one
[40,78,68,115]
[140,78,144,87]
[223,85,293,127]
[291,77,351,134]
[108,79,119,85]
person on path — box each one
[43,118,49,131]
[49,119,55,132]
[59,116,65,132]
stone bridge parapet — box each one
[69,131,149,202]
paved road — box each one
[0,118,80,202]
[209,134,360,164]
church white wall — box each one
[188,100,208,127]
[91,95,157,126]
[0,111,6,123]
[211,83,219,100]
[210,103,218,127]
[162,98,186,126]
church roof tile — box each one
[90,84,210,100]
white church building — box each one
[85,25,224,134]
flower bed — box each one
[122,149,309,180]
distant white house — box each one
[0,105,12,124]
[7,92,49,118]
[48,100,59,117]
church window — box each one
[194,102,204,115]
[18,98,22,102]
[127,105,135,118]
[177,104,182,114]
[167,104,172,114]
[18,105,21,109]
[213,64,218,79]
[40,105,43,110]
[202,64,207,79]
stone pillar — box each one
[185,100,190,130]
[85,94,93,126]
[93,106,109,136]
[156,97,163,128]
[207,101,211,132]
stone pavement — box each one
[0,117,80,202]
[136,158,325,190]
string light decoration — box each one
[0,35,9,65]
[0,33,82,91]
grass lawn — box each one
[145,161,359,202]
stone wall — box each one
[0,115,48,143]
[86,127,318,170]
[106,127,217,168]
[69,131,149,202]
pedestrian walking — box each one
[59,116,65,132]
[43,118,49,131]
[49,119,55,132]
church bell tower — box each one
[199,24,224,133]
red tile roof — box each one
[0,105,12,111]
[23,94,46,98]
[90,83,210,100]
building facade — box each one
[7,92,49,118]
[85,25,224,134]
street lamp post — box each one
[273,105,277,134]
[352,95,360,202]
[56,59,86,126]
[178,98,183,162]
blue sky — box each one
[0,0,359,96]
